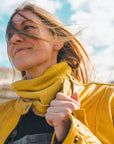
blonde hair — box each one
[6,2,95,83]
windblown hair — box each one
[6,2,95,83]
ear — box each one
[53,43,64,51]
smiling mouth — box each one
[14,48,32,56]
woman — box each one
[0,2,113,144]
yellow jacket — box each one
[57,75,114,144]
[0,75,114,144]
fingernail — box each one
[72,93,79,102]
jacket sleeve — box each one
[51,109,102,144]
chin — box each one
[14,62,31,71]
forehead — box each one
[12,10,42,25]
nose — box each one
[10,33,23,44]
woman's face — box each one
[7,10,59,72]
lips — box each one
[13,47,31,56]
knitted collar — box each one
[11,62,72,116]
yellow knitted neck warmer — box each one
[11,62,72,116]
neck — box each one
[25,62,57,80]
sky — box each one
[0,0,114,83]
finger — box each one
[45,114,54,127]
[56,92,80,106]
[45,112,60,127]
[50,100,80,111]
[45,112,68,127]
[47,106,72,113]
[50,99,66,107]
[72,92,80,103]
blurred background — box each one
[0,0,114,88]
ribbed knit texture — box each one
[11,62,72,116]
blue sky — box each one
[0,0,114,82]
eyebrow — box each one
[13,11,44,28]
[14,11,34,26]
[21,19,33,25]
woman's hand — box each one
[45,92,80,142]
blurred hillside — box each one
[0,67,21,104]
[0,67,113,104]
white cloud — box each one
[70,9,114,46]
[83,43,95,55]
[68,0,114,47]
[68,0,114,82]
[93,46,114,82]
[68,0,87,10]
[0,0,62,15]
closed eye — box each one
[23,25,36,31]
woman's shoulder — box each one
[64,74,114,103]
[0,99,17,113]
